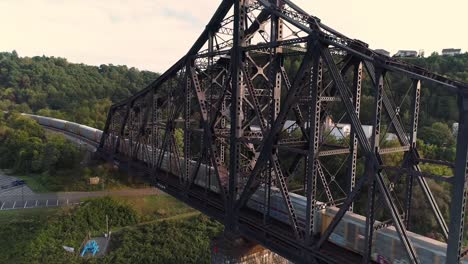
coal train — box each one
[26,113,467,264]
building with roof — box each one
[442,48,462,56]
[393,50,418,58]
[374,49,391,57]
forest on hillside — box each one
[0,51,159,129]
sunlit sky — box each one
[1,0,466,73]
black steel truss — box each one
[98,1,468,263]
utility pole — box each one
[106,214,109,239]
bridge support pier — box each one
[211,236,287,264]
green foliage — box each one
[0,208,57,263]
[0,113,82,174]
[174,128,184,154]
[0,197,220,264]
[114,195,195,222]
[0,51,159,129]
[0,113,136,192]
[417,138,456,162]
[419,122,454,146]
[20,197,138,264]
[106,215,222,264]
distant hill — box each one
[0,51,160,129]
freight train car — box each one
[23,114,103,143]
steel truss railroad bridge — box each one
[96,0,468,263]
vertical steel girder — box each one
[404,79,420,227]
[262,1,283,226]
[446,94,468,263]
[346,61,362,212]
[305,52,322,244]
[227,0,246,232]
[114,102,131,156]
[184,65,192,184]
[363,68,384,262]
[151,93,160,171]
[269,1,283,123]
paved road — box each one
[0,171,161,211]
[0,175,34,197]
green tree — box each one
[419,122,454,146]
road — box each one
[0,172,160,211]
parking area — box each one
[0,172,160,211]
[0,173,80,211]
[0,174,34,197]
[0,198,81,211]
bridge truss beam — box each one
[98,1,468,263]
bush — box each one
[22,197,138,264]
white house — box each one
[393,50,418,58]
[452,122,459,136]
[282,118,401,142]
[442,48,462,56]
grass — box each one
[0,207,59,224]
[16,174,51,193]
[13,170,150,193]
[113,195,194,221]
[112,211,201,234]
[0,196,199,263]
[0,207,61,263]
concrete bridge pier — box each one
[211,235,288,264]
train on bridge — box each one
[25,113,467,264]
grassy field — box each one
[15,172,142,193]
[0,207,61,263]
[113,195,194,221]
[0,207,60,224]
[16,174,51,193]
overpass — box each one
[26,1,468,263]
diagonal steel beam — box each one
[320,46,420,263]
[366,63,450,240]
[317,161,335,206]
[363,60,409,146]
[190,67,228,204]
[234,39,317,214]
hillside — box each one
[0,51,159,129]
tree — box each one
[419,122,454,147]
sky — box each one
[0,0,466,73]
